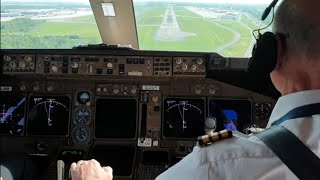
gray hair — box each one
[273,0,320,57]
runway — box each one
[155,6,196,42]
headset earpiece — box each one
[247,32,278,74]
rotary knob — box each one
[191,65,197,71]
[197,58,203,65]
[3,55,11,61]
[182,64,188,71]
[24,56,32,62]
[209,88,216,95]
[176,58,182,64]
[19,62,26,68]
[51,65,58,72]
[71,62,79,68]
[131,88,137,94]
[113,88,119,94]
[9,62,16,68]
[107,63,113,68]
[195,88,202,94]
[152,95,159,103]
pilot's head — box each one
[270,0,320,95]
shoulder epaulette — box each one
[197,129,233,146]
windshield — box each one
[0,0,101,49]
[1,0,274,57]
[133,0,273,57]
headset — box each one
[246,0,282,74]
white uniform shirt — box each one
[156,90,320,180]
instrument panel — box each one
[0,49,275,180]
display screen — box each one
[163,98,205,138]
[208,99,251,133]
[0,94,26,135]
[90,146,135,176]
[27,95,70,136]
[95,99,137,139]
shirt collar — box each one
[267,89,320,127]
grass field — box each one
[216,19,253,56]
[30,22,100,37]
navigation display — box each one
[27,95,70,136]
[163,98,205,139]
[208,99,251,133]
[0,94,26,135]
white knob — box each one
[152,96,159,102]
[96,87,102,92]
[197,58,203,65]
[176,58,182,64]
[71,62,79,68]
[51,65,58,72]
[107,63,113,68]
[113,88,119,94]
[131,88,137,94]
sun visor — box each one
[89,0,139,49]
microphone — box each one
[261,0,279,20]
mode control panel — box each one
[35,55,154,76]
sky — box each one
[2,0,273,4]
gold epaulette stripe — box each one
[197,129,233,146]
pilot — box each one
[70,0,320,179]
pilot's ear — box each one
[275,34,287,68]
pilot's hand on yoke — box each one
[70,159,113,180]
